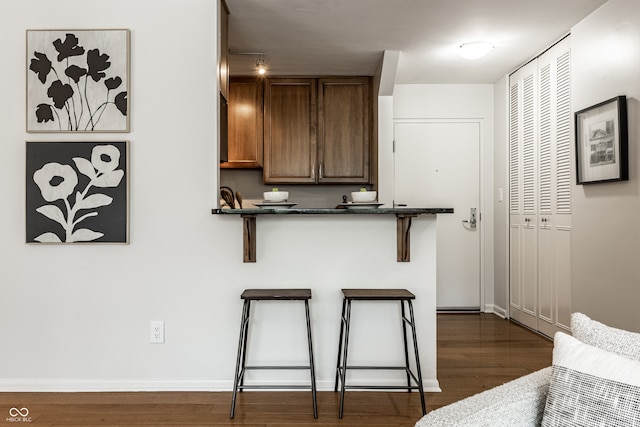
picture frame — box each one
[26,141,129,244]
[575,95,628,184]
[26,29,130,133]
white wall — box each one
[0,0,218,389]
[570,0,640,331]
[0,0,440,391]
[391,85,496,312]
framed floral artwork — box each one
[26,29,130,132]
[26,141,129,243]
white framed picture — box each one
[26,29,130,132]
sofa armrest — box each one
[415,366,551,427]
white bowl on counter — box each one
[263,191,289,203]
[351,191,377,203]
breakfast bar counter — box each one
[212,207,453,263]
[212,207,452,215]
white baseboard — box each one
[0,379,229,392]
[0,378,441,393]
[484,304,507,319]
[422,379,441,392]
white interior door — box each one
[394,121,481,310]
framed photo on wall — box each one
[575,95,628,184]
[26,141,129,243]
[26,29,130,133]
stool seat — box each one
[241,288,312,300]
[335,288,426,418]
[231,288,317,419]
[341,288,415,300]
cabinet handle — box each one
[311,164,315,180]
[319,163,323,179]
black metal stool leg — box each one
[304,300,318,419]
[334,297,347,392]
[338,299,352,419]
[401,300,412,392]
[238,300,251,392]
[230,300,250,419]
[408,300,426,415]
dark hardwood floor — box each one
[0,314,552,426]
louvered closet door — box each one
[509,36,572,338]
[537,38,572,338]
[509,60,539,331]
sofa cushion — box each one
[571,312,640,361]
[414,367,551,427]
[541,332,640,427]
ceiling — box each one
[226,0,608,84]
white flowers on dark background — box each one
[27,30,129,132]
[26,142,128,243]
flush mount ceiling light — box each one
[457,42,494,60]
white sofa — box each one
[415,313,640,427]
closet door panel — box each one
[555,222,572,331]
[537,224,555,336]
[551,43,573,333]
[509,222,522,311]
[508,60,538,330]
[555,48,572,216]
[536,55,555,337]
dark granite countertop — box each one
[212,207,453,215]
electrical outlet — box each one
[150,321,164,344]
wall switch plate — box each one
[498,188,504,202]
[150,321,164,344]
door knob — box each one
[462,208,477,229]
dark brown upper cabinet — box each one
[221,77,264,169]
[263,77,371,184]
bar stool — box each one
[334,288,426,418]
[230,288,318,419]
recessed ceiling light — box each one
[458,42,494,60]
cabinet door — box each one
[537,38,572,338]
[263,78,317,184]
[218,0,229,100]
[221,78,263,169]
[509,60,538,331]
[553,44,573,333]
[318,78,370,183]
